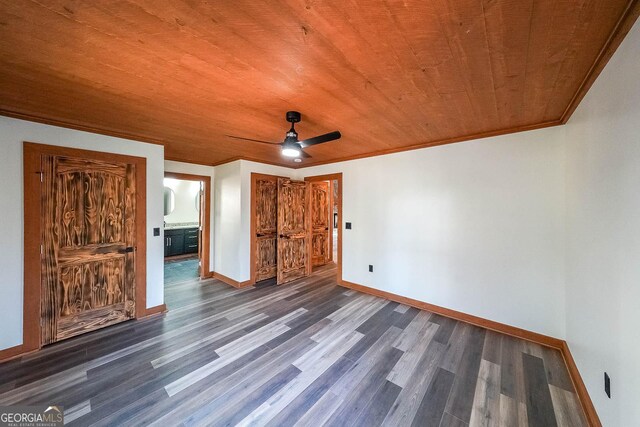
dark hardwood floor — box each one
[0,263,586,426]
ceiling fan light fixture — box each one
[281,141,301,158]
[282,147,301,157]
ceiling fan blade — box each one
[225,135,282,146]
[298,131,341,148]
[299,150,311,158]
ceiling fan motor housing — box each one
[286,111,301,123]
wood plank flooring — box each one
[0,262,587,426]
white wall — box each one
[0,116,165,351]
[298,127,567,338]
[564,21,640,427]
[164,160,216,273]
[212,161,243,279]
[163,178,201,224]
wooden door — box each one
[277,178,310,285]
[255,177,278,282]
[310,181,331,267]
[41,154,136,345]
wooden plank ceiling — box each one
[0,0,638,167]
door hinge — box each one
[38,171,43,182]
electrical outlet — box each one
[346,222,352,229]
[604,372,611,398]
[369,265,373,272]
[153,227,161,236]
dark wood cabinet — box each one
[184,228,199,254]
[164,227,199,257]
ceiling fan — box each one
[226,111,341,161]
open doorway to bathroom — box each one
[163,172,211,289]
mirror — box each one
[164,187,175,216]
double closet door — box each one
[254,176,329,285]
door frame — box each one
[163,172,212,279]
[23,142,148,353]
[249,172,288,285]
[304,173,343,282]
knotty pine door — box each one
[41,154,137,345]
[310,181,331,267]
[254,177,278,282]
[276,178,311,285]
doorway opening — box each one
[163,172,211,292]
[249,172,342,287]
[305,174,342,282]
